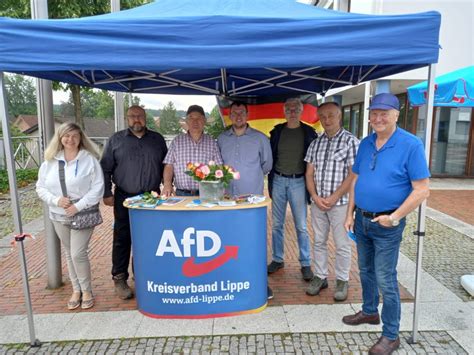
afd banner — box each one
[129,207,268,318]
[217,94,322,136]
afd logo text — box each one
[156,227,220,257]
[155,227,238,277]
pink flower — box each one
[208,160,216,166]
[200,165,210,176]
[215,170,224,178]
[232,171,240,180]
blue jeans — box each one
[354,210,406,340]
[271,174,311,267]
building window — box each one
[397,93,416,133]
[430,107,471,175]
[342,103,364,139]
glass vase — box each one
[199,180,224,203]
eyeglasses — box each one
[370,152,378,170]
[284,108,302,114]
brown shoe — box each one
[113,274,134,300]
[342,310,380,325]
[369,336,400,355]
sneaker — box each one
[113,274,134,300]
[267,286,274,300]
[301,266,314,281]
[306,276,328,296]
[267,261,284,274]
[334,279,349,301]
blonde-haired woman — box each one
[37,122,104,310]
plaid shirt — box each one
[304,128,359,205]
[164,132,223,190]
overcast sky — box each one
[53,90,218,113]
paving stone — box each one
[401,213,474,301]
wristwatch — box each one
[389,214,400,227]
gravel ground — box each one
[0,185,44,238]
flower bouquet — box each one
[185,161,240,202]
[185,161,239,187]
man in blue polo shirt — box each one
[342,93,430,355]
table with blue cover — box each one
[125,197,270,318]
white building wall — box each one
[351,0,474,79]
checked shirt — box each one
[304,128,359,205]
[164,132,223,191]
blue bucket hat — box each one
[368,93,400,111]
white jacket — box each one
[36,149,104,217]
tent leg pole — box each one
[409,202,427,344]
[409,63,436,344]
[0,72,40,346]
[17,236,41,347]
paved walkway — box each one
[0,332,468,354]
[0,206,412,316]
[0,178,473,353]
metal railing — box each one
[0,136,111,170]
[12,136,42,169]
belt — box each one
[274,171,305,179]
[356,207,396,219]
[176,188,198,195]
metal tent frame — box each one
[0,0,440,346]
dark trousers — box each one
[112,189,136,280]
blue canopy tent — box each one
[408,65,474,107]
[0,0,441,96]
[0,0,441,346]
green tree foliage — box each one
[124,95,141,112]
[158,102,182,135]
[0,0,153,19]
[0,124,25,138]
[4,74,37,117]
[146,112,158,131]
[0,0,153,127]
[205,105,225,139]
[0,168,38,193]
[81,90,114,119]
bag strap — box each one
[58,160,68,197]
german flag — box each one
[217,95,322,137]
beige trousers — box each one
[52,220,94,293]
[310,203,352,281]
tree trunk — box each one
[71,85,84,129]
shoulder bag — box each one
[58,160,103,230]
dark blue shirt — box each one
[353,127,430,212]
[100,128,168,197]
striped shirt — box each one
[304,128,359,205]
[164,132,223,190]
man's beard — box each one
[130,123,145,132]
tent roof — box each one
[407,66,474,107]
[0,0,441,96]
